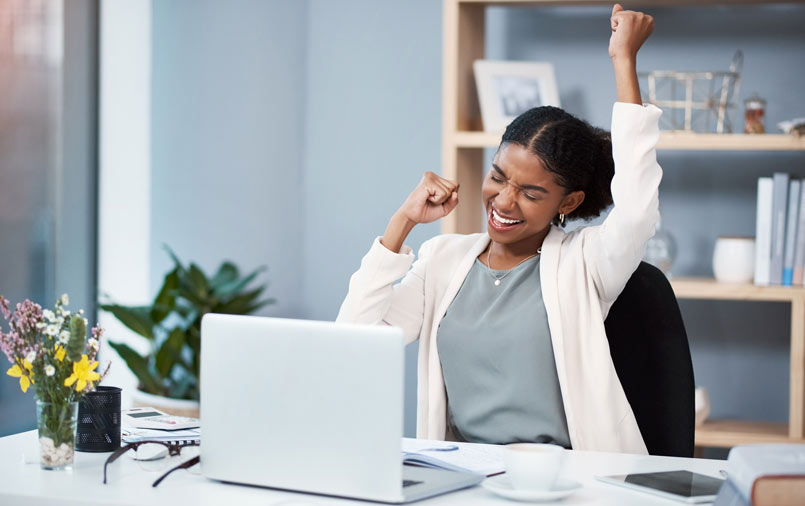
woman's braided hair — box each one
[501,106,614,224]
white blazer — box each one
[337,102,662,454]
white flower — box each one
[61,310,71,317]
[59,330,71,344]
[45,365,55,376]
[83,318,88,326]
[79,309,84,315]
[36,322,46,330]
[60,294,69,306]
[88,338,99,350]
[56,317,64,326]
[42,310,55,322]
[25,351,36,363]
[45,325,58,337]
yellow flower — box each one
[64,354,100,392]
[54,344,66,362]
[6,360,34,393]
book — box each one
[401,438,505,476]
[722,444,805,506]
[755,177,774,285]
[713,477,748,506]
[770,173,790,285]
[783,180,802,285]
[793,185,805,285]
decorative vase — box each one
[644,218,677,276]
[36,400,79,470]
[131,388,200,418]
[712,236,755,283]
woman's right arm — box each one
[337,172,459,343]
[381,171,459,252]
[336,238,431,343]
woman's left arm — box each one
[585,5,661,302]
[609,4,653,105]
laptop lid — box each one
[200,314,405,502]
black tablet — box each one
[596,470,725,504]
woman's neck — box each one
[486,229,549,268]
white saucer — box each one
[481,475,582,502]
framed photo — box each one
[473,60,560,132]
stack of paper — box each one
[401,438,505,476]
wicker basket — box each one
[640,51,742,133]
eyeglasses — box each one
[103,440,200,487]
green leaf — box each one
[163,244,185,272]
[66,315,86,362]
[176,285,206,308]
[99,304,154,339]
[187,264,209,298]
[151,268,180,323]
[107,341,162,394]
[155,328,186,377]
[210,262,239,289]
[214,266,266,298]
[215,288,266,314]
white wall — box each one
[302,0,443,436]
[97,0,152,403]
[150,0,309,319]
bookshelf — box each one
[671,278,805,447]
[442,0,805,448]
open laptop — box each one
[200,314,482,503]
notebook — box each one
[200,314,482,503]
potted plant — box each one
[101,249,273,416]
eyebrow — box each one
[492,164,549,193]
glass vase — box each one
[644,218,677,277]
[36,399,78,470]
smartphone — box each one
[596,470,725,504]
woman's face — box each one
[482,143,584,249]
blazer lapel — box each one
[431,234,491,333]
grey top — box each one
[436,255,571,447]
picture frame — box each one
[473,60,560,132]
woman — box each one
[337,4,659,454]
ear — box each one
[558,190,585,215]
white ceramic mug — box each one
[503,443,565,491]
[712,236,755,283]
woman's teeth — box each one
[492,209,522,225]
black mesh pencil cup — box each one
[77,386,122,452]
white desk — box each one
[0,431,725,506]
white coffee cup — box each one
[504,443,565,491]
[712,236,755,283]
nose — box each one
[495,181,519,210]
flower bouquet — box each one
[1,294,107,470]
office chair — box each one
[604,261,695,457]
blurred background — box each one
[1,0,803,460]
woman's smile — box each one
[488,207,525,232]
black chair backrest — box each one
[604,261,695,457]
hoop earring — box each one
[559,213,566,227]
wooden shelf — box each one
[695,420,800,448]
[671,277,805,302]
[658,132,805,151]
[451,131,805,151]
